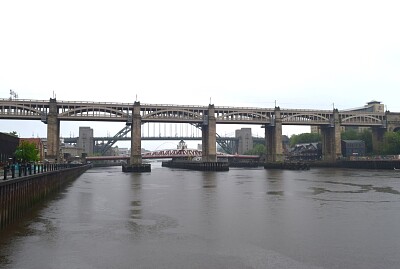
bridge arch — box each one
[58,106,129,118]
[340,115,384,125]
[3,104,44,117]
[216,111,269,122]
[142,109,203,121]
[282,113,330,124]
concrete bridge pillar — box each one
[202,104,217,162]
[265,107,283,163]
[321,109,341,162]
[46,98,60,163]
[124,101,150,172]
[130,101,142,165]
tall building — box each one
[77,127,94,155]
[235,128,253,154]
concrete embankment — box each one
[0,164,91,230]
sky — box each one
[1,0,400,150]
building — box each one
[77,127,94,155]
[235,128,253,154]
[288,143,322,161]
[62,143,84,162]
[341,140,366,157]
[0,132,19,165]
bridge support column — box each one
[202,104,217,162]
[46,98,60,163]
[123,101,151,172]
[265,107,283,163]
[371,127,386,153]
[321,109,341,162]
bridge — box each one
[64,134,241,155]
[1,98,400,169]
[86,149,259,161]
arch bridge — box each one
[1,98,399,166]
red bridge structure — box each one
[85,148,259,161]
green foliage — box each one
[289,133,321,147]
[358,129,373,153]
[244,143,266,156]
[14,141,39,163]
[341,129,359,140]
[342,129,373,154]
[382,132,400,155]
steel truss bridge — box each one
[0,98,387,127]
[64,134,242,155]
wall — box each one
[0,164,90,230]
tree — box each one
[14,141,39,163]
[358,129,373,153]
[289,133,321,147]
[244,144,266,156]
[382,132,400,155]
[341,129,359,140]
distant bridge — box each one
[63,133,264,155]
[86,149,259,160]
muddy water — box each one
[1,164,400,268]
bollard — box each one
[11,164,15,179]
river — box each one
[1,163,400,269]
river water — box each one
[1,163,400,269]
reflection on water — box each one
[1,164,400,269]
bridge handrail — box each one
[0,98,50,103]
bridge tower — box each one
[202,104,217,162]
[46,98,60,163]
[265,107,283,163]
[321,109,341,162]
[123,101,151,172]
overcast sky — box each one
[1,0,400,149]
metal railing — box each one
[2,163,86,181]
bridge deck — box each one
[0,98,387,126]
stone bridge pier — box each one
[45,98,60,163]
[321,109,342,162]
[123,101,151,172]
[265,107,283,163]
[202,104,217,162]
